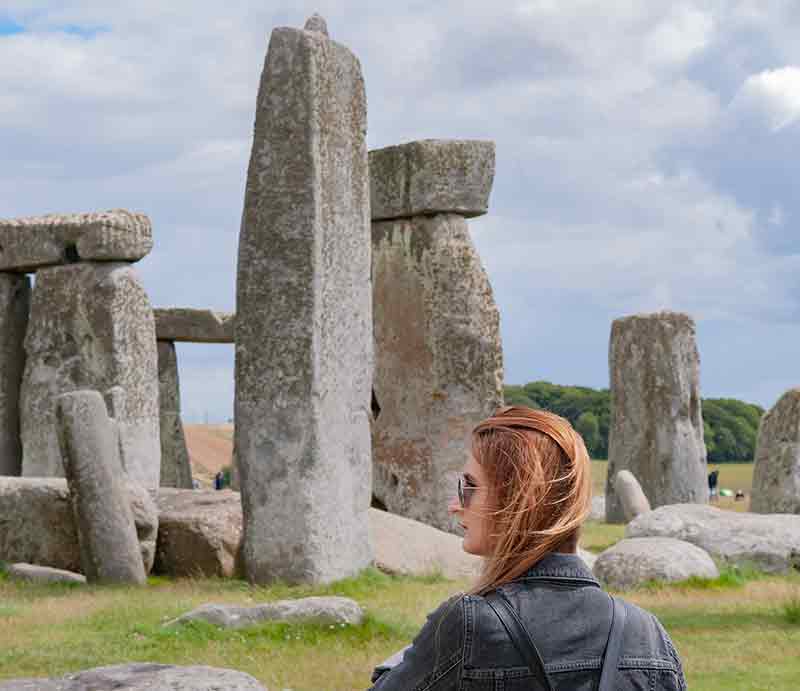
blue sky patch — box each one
[0,17,24,36]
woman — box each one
[368,406,687,690]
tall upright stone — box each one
[371,212,504,532]
[0,274,30,476]
[235,16,372,584]
[20,263,160,488]
[56,390,147,584]
[751,388,800,514]
[606,311,707,523]
[157,341,193,488]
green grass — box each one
[1,567,799,690]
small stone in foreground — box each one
[613,470,651,522]
[0,663,266,691]
[6,563,86,585]
[166,595,363,629]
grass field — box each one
[0,566,798,690]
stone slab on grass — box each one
[0,663,265,690]
[154,489,242,577]
[154,308,235,343]
[6,563,86,585]
[166,596,363,629]
[0,209,152,272]
[626,503,800,573]
[594,537,718,590]
[370,140,495,220]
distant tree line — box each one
[504,381,765,463]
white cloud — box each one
[732,65,800,131]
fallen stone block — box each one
[166,596,363,629]
[626,503,800,573]
[154,308,235,343]
[154,489,242,577]
[56,390,147,584]
[6,563,86,585]
[0,209,152,272]
[0,663,266,691]
[0,477,156,575]
[593,537,718,590]
[370,139,495,221]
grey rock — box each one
[235,22,372,583]
[154,489,242,577]
[606,311,707,523]
[751,388,800,514]
[626,503,800,573]
[372,214,503,532]
[578,548,598,571]
[6,563,86,584]
[370,140,495,221]
[594,537,718,590]
[0,273,30,476]
[0,477,156,573]
[154,308,235,343]
[613,470,652,522]
[167,596,363,629]
[20,262,160,488]
[589,495,606,521]
[303,12,329,36]
[0,209,152,272]
[56,390,146,584]
[0,663,265,691]
[157,341,193,488]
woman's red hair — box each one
[468,405,592,595]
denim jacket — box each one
[369,552,686,691]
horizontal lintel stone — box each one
[0,209,152,272]
[154,308,235,343]
[369,139,495,221]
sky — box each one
[2,1,800,422]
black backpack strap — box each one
[485,590,555,691]
[598,596,627,691]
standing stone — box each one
[20,262,160,488]
[56,390,146,584]
[606,311,707,523]
[751,388,800,514]
[0,274,30,476]
[372,213,504,532]
[613,469,651,522]
[157,341,193,488]
[153,308,235,343]
[235,17,372,584]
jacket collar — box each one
[516,551,600,585]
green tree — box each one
[575,411,600,455]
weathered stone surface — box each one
[303,12,328,35]
[594,537,718,590]
[370,140,495,221]
[20,262,160,488]
[0,477,157,573]
[154,308,235,343]
[626,503,800,573]
[56,390,147,584]
[606,311,707,523]
[613,470,652,522]
[154,489,242,577]
[0,274,29,476]
[590,495,606,521]
[166,596,363,629]
[6,563,86,584]
[372,214,503,532]
[0,664,266,691]
[0,209,152,272]
[751,388,800,514]
[157,341,193,489]
[235,21,372,584]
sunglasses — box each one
[457,475,477,508]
